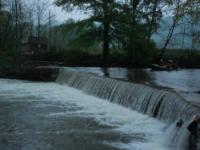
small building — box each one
[22,36,48,56]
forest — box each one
[0,0,200,68]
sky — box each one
[49,0,88,23]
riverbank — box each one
[38,53,200,68]
[34,48,200,68]
[1,49,200,81]
[0,55,60,81]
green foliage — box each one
[0,0,199,68]
[50,19,102,55]
[54,0,163,65]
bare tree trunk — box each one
[103,21,109,63]
[0,1,12,51]
[0,0,2,50]
[2,16,12,50]
[48,10,52,50]
[159,0,181,59]
[14,0,18,41]
[128,0,140,61]
[181,23,185,49]
[147,0,158,42]
[37,14,41,47]
[159,19,177,58]
[191,24,195,53]
[19,1,23,44]
[102,0,110,64]
[0,0,2,11]
[11,0,21,50]
[35,0,50,48]
[29,12,33,37]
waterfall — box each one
[56,68,200,150]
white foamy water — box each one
[0,79,173,150]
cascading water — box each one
[56,68,200,150]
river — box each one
[0,68,199,150]
[0,79,173,150]
[70,67,200,104]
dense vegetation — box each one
[0,0,200,67]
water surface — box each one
[0,79,171,150]
[70,67,200,103]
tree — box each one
[113,0,160,63]
[158,0,200,58]
[159,0,183,58]
[0,0,34,51]
[145,0,163,42]
[55,0,118,63]
[34,0,50,41]
[0,0,2,11]
[12,0,21,46]
[183,0,200,51]
[0,0,14,51]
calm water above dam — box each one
[70,67,200,103]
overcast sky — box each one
[49,0,88,23]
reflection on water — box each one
[71,67,152,84]
[70,67,200,103]
[150,69,200,92]
[127,69,153,84]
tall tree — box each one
[0,0,18,51]
[31,0,50,43]
[13,0,19,42]
[145,0,162,42]
[123,0,141,61]
[129,0,140,60]
[55,0,117,63]
[11,0,27,48]
[116,0,161,62]
[0,0,2,11]
[183,0,200,51]
[159,0,183,58]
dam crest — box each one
[56,68,200,150]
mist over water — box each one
[0,79,173,150]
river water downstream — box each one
[0,79,172,150]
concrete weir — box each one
[35,67,200,150]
